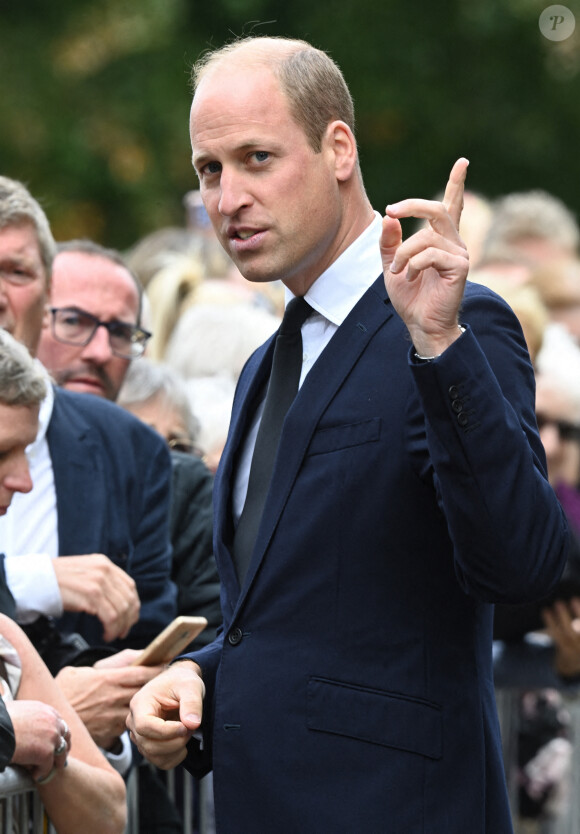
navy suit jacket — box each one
[184,279,568,833]
[47,387,176,649]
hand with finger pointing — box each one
[381,158,470,360]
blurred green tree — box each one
[1,0,579,250]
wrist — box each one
[102,731,132,776]
[106,737,123,755]
[413,324,466,362]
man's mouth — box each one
[72,376,104,388]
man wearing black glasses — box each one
[38,240,150,402]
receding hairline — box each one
[192,37,318,90]
[191,36,356,156]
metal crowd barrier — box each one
[496,687,580,834]
[8,710,580,834]
[494,637,580,834]
[125,766,214,834]
[0,763,213,834]
[0,765,56,833]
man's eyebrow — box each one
[0,257,42,278]
[192,139,278,169]
[0,254,33,267]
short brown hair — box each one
[191,36,355,153]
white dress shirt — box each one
[233,212,384,522]
[0,363,62,622]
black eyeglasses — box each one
[49,307,151,359]
[536,414,580,443]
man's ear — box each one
[325,120,358,182]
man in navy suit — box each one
[128,37,568,832]
[0,174,176,765]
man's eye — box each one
[108,323,133,341]
[203,161,221,175]
[0,268,34,285]
[61,313,81,326]
[253,151,269,163]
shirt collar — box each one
[27,361,55,458]
[284,211,384,326]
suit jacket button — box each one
[452,399,463,413]
[228,627,243,646]
[448,385,460,400]
[457,412,469,427]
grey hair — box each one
[0,176,56,283]
[165,302,280,382]
[117,357,199,443]
[481,190,580,263]
[0,329,47,406]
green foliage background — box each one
[1,0,579,250]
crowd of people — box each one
[1,33,580,834]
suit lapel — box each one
[47,390,106,555]
[227,277,395,609]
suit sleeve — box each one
[408,286,568,604]
[113,433,177,649]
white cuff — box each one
[4,553,63,623]
[102,731,133,776]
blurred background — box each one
[1,0,579,250]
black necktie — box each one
[233,296,311,584]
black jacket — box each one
[169,451,221,647]
[0,696,15,772]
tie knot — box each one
[279,296,311,336]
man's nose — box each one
[218,168,251,217]
[5,454,33,495]
[80,323,114,364]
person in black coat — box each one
[170,449,221,647]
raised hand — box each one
[381,158,470,359]
[542,597,580,679]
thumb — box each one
[179,678,205,730]
[380,215,403,269]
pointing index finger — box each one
[443,158,469,231]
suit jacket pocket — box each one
[307,418,381,456]
[307,676,442,760]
